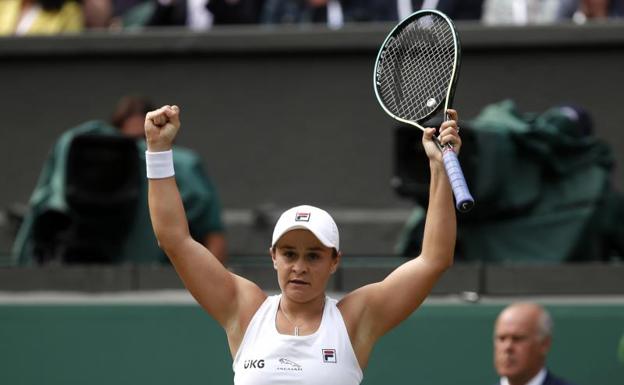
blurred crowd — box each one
[0,0,622,36]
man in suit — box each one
[494,303,577,385]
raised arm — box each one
[340,110,459,367]
[144,106,265,346]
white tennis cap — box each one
[271,205,339,250]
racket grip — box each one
[442,147,474,212]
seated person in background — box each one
[262,0,483,27]
[493,303,578,385]
[146,0,264,30]
[482,0,562,25]
[558,0,624,23]
[261,0,394,27]
[106,0,155,29]
[12,95,227,265]
[82,0,114,28]
[396,0,484,21]
[0,0,84,35]
[112,0,148,15]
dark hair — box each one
[110,95,154,130]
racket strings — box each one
[377,15,456,122]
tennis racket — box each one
[374,10,474,212]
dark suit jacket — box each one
[149,0,263,26]
[495,370,578,385]
[343,0,485,22]
[433,0,484,20]
[542,370,577,385]
[262,0,483,24]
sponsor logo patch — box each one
[322,349,337,363]
[243,359,265,369]
[277,357,303,372]
[295,212,311,222]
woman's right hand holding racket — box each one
[144,105,181,152]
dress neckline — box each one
[273,294,328,338]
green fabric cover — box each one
[12,120,224,264]
[397,100,623,262]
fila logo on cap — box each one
[271,205,339,250]
[322,349,336,363]
[295,212,311,222]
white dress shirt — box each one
[501,368,548,385]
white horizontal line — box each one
[1,291,624,305]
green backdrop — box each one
[1,302,622,385]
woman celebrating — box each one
[144,105,460,384]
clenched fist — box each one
[144,105,181,152]
[422,109,462,164]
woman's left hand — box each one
[422,109,462,163]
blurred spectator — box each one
[262,0,351,27]
[493,303,577,385]
[82,0,113,28]
[112,0,149,16]
[207,0,266,24]
[0,0,84,35]
[558,0,624,23]
[263,0,342,27]
[396,0,484,21]
[351,0,403,21]
[147,0,264,30]
[107,0,154,28]
[262,0,406,26]
[12,95,227,265]
[482,0,561,24]
[262,0,482,28]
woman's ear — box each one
[331,250,342,274]
[270,247,277,270]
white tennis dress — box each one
[233,294,363,385]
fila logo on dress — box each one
[322,349,337,363]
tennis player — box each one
[144,104,461,384]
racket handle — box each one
[442,147,474,212]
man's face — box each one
[493,306,550,383]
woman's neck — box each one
[280,294,325,317]
[278,294,326,336]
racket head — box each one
[373,10,461,128]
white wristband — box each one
[146,150,175,179]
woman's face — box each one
[271,229,339,303]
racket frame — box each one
[373,9,461,132]
[373,9,474,212]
